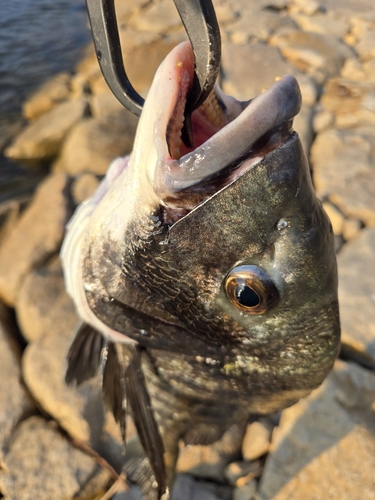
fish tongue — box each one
[156,74,302,197]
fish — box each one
[61,41,340,499]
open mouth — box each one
[154,42,302,223]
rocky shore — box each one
[1,0,375,499]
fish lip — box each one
[156,43,302,198]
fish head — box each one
[62,41,340,412]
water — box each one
[0,0,91,203]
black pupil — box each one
[235,283,260,308]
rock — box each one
[170,474,232,500]
[0,197,29,244]
[294,14,349,39]
[355,31,375,62]
[290,0,321,16]
[5,99,89,164]
[71,172,100,206]
[0,416,102,500]
[322,202,344,235]
[269,29,352,84]
[337,227,375,358]
[221,42,316,106]
[342,217,362,241]
[293,105,314,154]
[0,173,72,306]
[312,106,334,133]
[311,127,375,226]
[224,460,263,485]
[232,479,258,500]
[23,72,71,121]
[228,8,296,43]
[16,256,70,342]
[319,77,375,129]
[20,260,124,469]
[129,0,181,33]
[176,423,245,482]
[241,419,273,462]
[0,305,35,453]
[258,360,375,499]
[53,112,137,176]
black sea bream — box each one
[61,42,340,498]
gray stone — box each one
[53,113,137,176]
[0,173,72,306]
[232,480,258,500]
[311,127,375,226]
[170,474,232,500]
[242,419,272,462]
[176,424,245,482]
[5,99,88,164]
[269,29,352,83]
[0,305,35,453]
[23,72,71,121]
[258,360,375,500]
[337,227,375,358]
[0,416,101,500]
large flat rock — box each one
[258,360,375,499]
[0,173,72,306]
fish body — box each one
[61,42,340,498]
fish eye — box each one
[225,265,279,314]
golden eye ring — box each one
[225,265,279,314]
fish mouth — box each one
[153,42,302,222]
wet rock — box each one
[258,360,375,499]
[23,72,71,121]
[337,227,375,358]
[269,29,352,83]
[0,305,35,454]
[71,172,100,206]
[5,99,88,164]
[322,202,344,236]
[0,173,72,306]
[311,127,375,226]
[176,423,244,482]
[242,419,273,462]
[20,260,124,469]
[319,77,375,129]
[53,112,137,176]
[0,416,102,500]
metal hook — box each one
[85,0,221,146]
